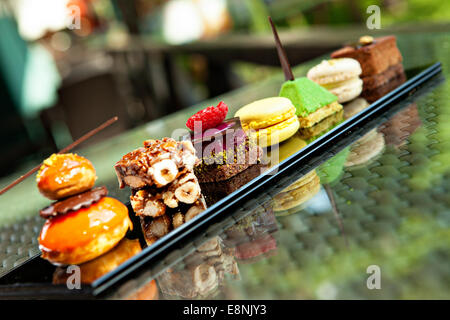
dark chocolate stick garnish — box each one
[0,116,118,196]
[268,16,295,82]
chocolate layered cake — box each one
[331,36,405,102]
[331,36,402,77]
[191,118,262,183]
[361,69,406,102]
[200,163,267,206]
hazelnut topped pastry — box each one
[115,137,207,246]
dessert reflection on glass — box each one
[342,98,386,167]
[37,153,133,266]
[379,103,421,148]
[345,129,385,167]
[52,238,141,284]
[157,237,239,299]
[200,163,268,206]
[331,35,406,102]
[114,137,207,246]
[272,170,321,216]
[316,147,350,185]
[221,204,278,263]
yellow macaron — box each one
[235,97,300,147]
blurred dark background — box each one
[1,0,449,177]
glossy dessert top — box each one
[39,197,130,252]
[36,153,97,200]
[40,186,108,219]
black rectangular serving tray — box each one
[0,62,443,299]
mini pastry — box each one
[186,103,266,203]
[272,170,320,213]
[267,18,343,132]
[115,138,207,246]
[279,77,343,129]
[189,111,262,183]
[130,172,202,217]
[36,153,132,267]
[361,69,406,102]
[235,97,300,148]
[37,153,97,200]
[307,58,363,103]
[114,138,198,189]
[39,196,132,265]
[331,35,405,102]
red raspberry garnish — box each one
[186,101,228,132]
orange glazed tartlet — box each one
[39,197,132,265]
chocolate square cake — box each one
[331,35,405,101]
[200,163,267,206]
[190,118,262,183]
[331,36,403,77]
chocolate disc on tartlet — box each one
[40,186,108,219]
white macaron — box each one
[307,58,363,103]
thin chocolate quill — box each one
[268,16,295,81]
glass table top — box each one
[105,72,449,300]
[0,31,449,299]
